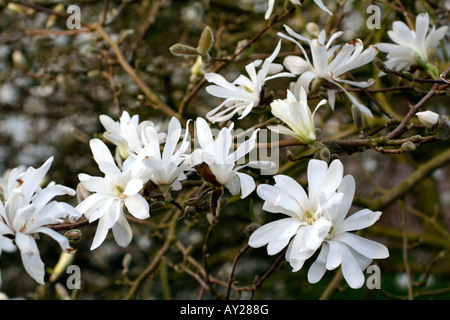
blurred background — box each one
[0,0,449,300]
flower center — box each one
[304,210,316,225]
[20,217,35,233]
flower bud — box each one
[436,115,450,140]
[244,223,261,237]
[169,43,199,57]
[372,57,390,73]
[197,26,214,56]
[416,110,439,128]
[401,141,416,152]
[351,104,365,134]
[306,22,320,37]
[402,71,415,82]
[64,229,82,243]
[319,147,331,162]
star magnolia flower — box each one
[279,25,378,116]
[205,40,294,123]
[99,111,165,160]
[268,86,327,144]
[0,157,81,284]
[190,117,267,198]
[265,0,332,20]
[76,139,150,250]
[248,159,388,289]
[376,12,448,72]
[136,117,191,191]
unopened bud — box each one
[197,26,214,55]
[306,22,320,37]
[372,57,390,73]
[122,253,132,273]
[401,141,416,152]
[244,223,260,237]
[149,200,166,211]
[416,110,439,128]
[319,147,331,162]
[402,71,415,82]
[64,229,82,243]
[351,104,365,134]
[436,115,450,140]
[169,43,199,57]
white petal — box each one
[235,172,256,199]
[325,240,342,270]
[335,232,389,259]
[257,184,303,214]
[90,215,109,250]
[124,195,150,220]
[123,179,144,196]
[273,175,309,207]
[90,138,116,166]
[15,233,45,284]
[340,244,366,289]
[112,213,133,248]
[307,243,329,283]
[248,218,297,252]
[337,209,382,233]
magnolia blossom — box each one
[0,157,81,284]
[376,12,448,72]
[205,40,294,123]
[76,139,150,250]
[190,117,268,198]
[137,117,191,191]
[265,0,332,20]
[248,159,388,288]
[279,25,378,116]
[416,110,440,128]
[100,111,165,159]
[268,86,327,144]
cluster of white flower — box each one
[0,157,81,284]
[0,4,447,293]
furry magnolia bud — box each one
[169,43,198,57]
[197,26,214,56]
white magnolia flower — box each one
[248,159,388,289]
[307,174,389,288]
[280,25,378,116]
[100,111,165,159]
[190,117,267,198]
[376,12,448,72]
[137,117,191,191]
[205,40,294,123]
[265,0,332,20]
[76,139,150,250]
[416,110,440,128]
[268,86,327,144]
[0,157,81,284]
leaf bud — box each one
[244,223,260,238]
[169,43,199,57]
[351,104,365,134]
[436,115,450,140]
[197,26,214,55]
[400,141,416,152]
